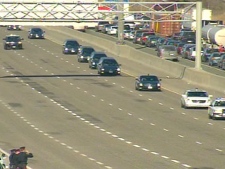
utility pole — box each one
[117,0,124,44]
[195,0,202,70]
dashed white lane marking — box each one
[196,141,202,145]
[159,103,163,105]
[171,160,180,164]
[216,148,223,152]
[163,128,169,132]
[178,135,184,138]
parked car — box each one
[97,57,121,75]
[77,46,95,62]
[181,88,212,109]
[181,44,195,59]
[107,26,118,35]
[187,46,204,61]
[208,52,223,66]
[155,37,166,51]
[202,48,219,62]
[145,36,160,47]
[218,54,225,69]
[89,52,107,69]
[133,30,149,44]
[139,32,156,45]
[157,45,179,61]
[62,39,80,54]
[176,42,185,55]
[208,97,225,120]
[135,75,161,91]
[28,27,45,39]
[95,21,110,32]
[101,24,114,34]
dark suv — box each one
[97,57,121,75]
[3,35,23,50]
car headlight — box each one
[18,42,22,44]
[42,34,44,36]
[117,68,121,71]
[81,56,83,58]
[6,42,9,44]
[30,34,33,36]
[157,83,161,87]
[65,48,68,50]
[92,62,95,65]
[214,109,222,113]
[139,83,143,86]
[101,68,104,71]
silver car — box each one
[157,45,179,61]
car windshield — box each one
[103,59,118,66]
[66,41,79,47]
[140,76,158,82]
[163,46,176,51]
[82,48,94,56]
[143,32,155,37]
[214,101,225,106]
[187,92,208,97]
[31,29,43,33]
[6,36,21,42]
[93,54,107,60]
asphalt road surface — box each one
[0,27,224,169]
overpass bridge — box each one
[0,0,197,26]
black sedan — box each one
[97,57,121,75]
[135,75,161,91]
[3,35,23,50]
[88,52,107,69]
[7,25,21,30]
[77,46,95,62]
[28,28,45,39]
[62,39,80,54]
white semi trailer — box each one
[202,24,225,46]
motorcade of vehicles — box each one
[145,36,160,47]
[208,98,225,120]
[97,57,121,75]
[28,27,45,39]
[181,88,212,109]
[157,45,179,61]
[88,52,107,69]
[3,34,23,50]
[208,52,223,66]
[135,75,161,91]
[7,25,21,30]
[62,39,80,54]
[139,32,156,45]
[77,46,95,62]
[202,48,219,62]
[181,44,195,59]
[187,46,204,61]
[217,54,225,69]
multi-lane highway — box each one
[0,27,225,169]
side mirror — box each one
[159,79,162,81]
[21,38,24,40]
[119,64,122,66]
[62,44,65,46]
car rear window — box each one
[187,92,208,97]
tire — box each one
[212,115,216,120]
